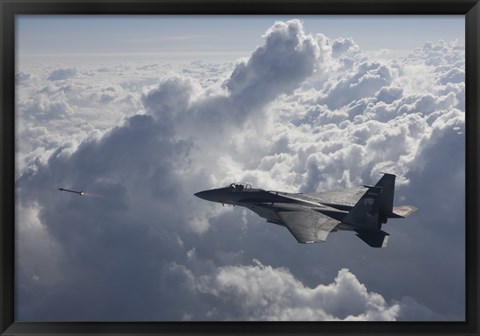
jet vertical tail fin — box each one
[374,173,417,220]
[342,173,396,230]
[342,185,382,230]
[375,173,396,223]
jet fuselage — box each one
[195,176,417,248]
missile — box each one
[58,187,84,196]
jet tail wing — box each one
[277,211,338,244]
[392,205,417,218]
[355,229,390,248]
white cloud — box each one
[319,61,396,110]
[15,19,464,321]
[196,261,400,321]
[225,20,321,109]
[47,67,78,81]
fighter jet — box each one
[194,173,416,248]
[58,187,84,196]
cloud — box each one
[20,95,74,122]
[15,19,464,322]
[319,61,396,110]
[47,67,78,81]
[225,20,320,109]
[196,261,399,321]
[396,297,446,321]
[332,37,360,58]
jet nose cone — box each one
[194,190,209,200]
[194,189,221,203]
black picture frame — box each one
[1,0,479,335]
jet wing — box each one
[304,187,366,206]
[277,210,338,244]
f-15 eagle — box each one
[195,173,416,248]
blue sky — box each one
[16,15,464,63]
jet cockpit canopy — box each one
[228,182,253,191]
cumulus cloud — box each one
[196,261,399,321]
[15,19,464,321]
[332,37,360,59]
[225,20,320,109]
[319,61,396,110]
[47,67,78,81]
